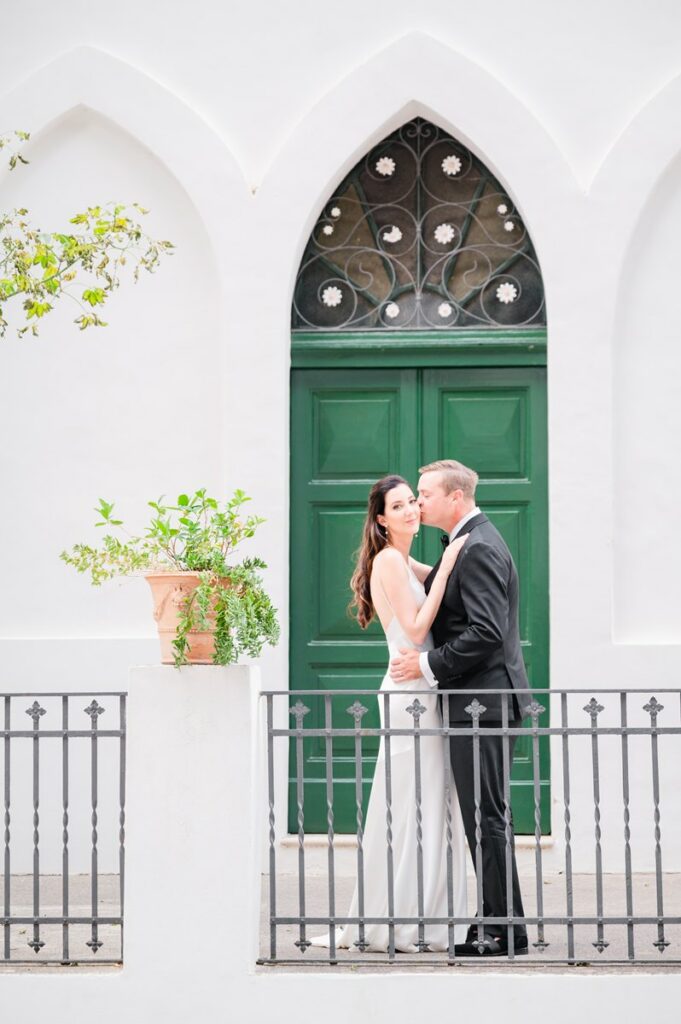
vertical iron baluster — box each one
[501,693,515,958]
[465,698,486,953]
[529,699,548,951]
[620,692,634,960]
[407,698,429,953]
[3,696,10,960]
[84,700,105,953]
[383,692,396,961]
[61,696,69,963]
[560,693,575,961]
[267,694,277,961]
[347,700,368,952]
[584,697,608,953]
[290,699,310,952]
[119,694,126,962]
[324,694,337,964]
[643,697,670,952]
[25,701,46,954]
[442,694,456,961]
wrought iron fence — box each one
[260,687,681,967]
[1,692,126,965]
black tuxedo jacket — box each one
[425,513,531,723]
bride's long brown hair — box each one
[349,475,410,629]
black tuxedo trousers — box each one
[448,725,527,940]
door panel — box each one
[290,367,549,833]
[439,391,528,477]
[486,507,530,639]
[315,509,368,638]
[289,370,418,832]
[422,368,549,831]
[314,391,399,478]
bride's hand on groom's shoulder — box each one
[389,647,422,683]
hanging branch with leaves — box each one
[0,130,174,337]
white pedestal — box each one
[124,665,261,1000]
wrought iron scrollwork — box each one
[292,118,545,331]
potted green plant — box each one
[61,488,280,666]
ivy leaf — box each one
[24,300,52,319]
[82,287,106,306]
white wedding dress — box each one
[311,563,468,953]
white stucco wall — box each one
[1,0,681,882]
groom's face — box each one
[417,471,460,530]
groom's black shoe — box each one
[454,933,528,957]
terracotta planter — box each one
[145,571,223,664]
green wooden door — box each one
[289,366,549,833]
[421,368,549,829]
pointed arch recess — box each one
[0,45,246,265]
[254,31,575,328]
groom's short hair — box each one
[419,459,479,498]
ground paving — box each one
[259,871,681,973]
[0,874,121,971]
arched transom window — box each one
[292,118,545,332]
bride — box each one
[311,474,468,953]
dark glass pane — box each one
[291,118,546,332]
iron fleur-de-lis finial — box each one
[289,700,310,725]
[464,698,487,721]
[346,700,368,725]
[527,700,546,720]
[84,700,105,720]
[406,698,427,722]
[583,697,604,718]
[25,701,46,722]
[643,696,664,717]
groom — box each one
[390,459,530,956]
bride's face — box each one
[377,483,420,541]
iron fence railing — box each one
[1,692,126,965]
[260,687,681,967]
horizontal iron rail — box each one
[270,727,681,737]
[261,687,681,695]
[257,958,681,967]
[1,916,122,926]
[1,959,123,966]
[0,730,124,739]
[271,915,681,926]
[0,691,127,697]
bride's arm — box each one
[374,539,467,645]
[408,556,432,584]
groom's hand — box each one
[390,648,422,683]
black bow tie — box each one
[440,534,450,550]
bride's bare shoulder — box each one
[372,549,409,592]
[373,547,405,571]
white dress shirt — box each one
[418,506,481,687]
